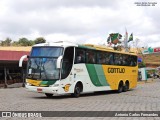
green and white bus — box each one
[19,41,138,97]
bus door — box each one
[61,47,74,81]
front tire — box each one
[45,93,53,98]
[71,84,81,98]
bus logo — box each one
[2,112,11,117]
[63,84,71,92]
[108,68,125,73]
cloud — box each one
[8,0,120,12]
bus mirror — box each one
[57,56,63,69]
[19,55,28,67]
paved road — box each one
[0,79,160,120]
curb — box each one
[138,79,155,84]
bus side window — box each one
[75,48,85,63]
[97,52,101,64]
[97,51,105,64]
[105,53,110,64]
[130,56,137,66]
[86,50,96,64]
[123,55,129,66]
[101,52,106,64]
[128,55,132,66]
[114,53,121,65]
[109,53,114,65]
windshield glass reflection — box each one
[27,47,63,80]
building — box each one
[0,47,31,88]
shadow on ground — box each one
[31,89,134,100]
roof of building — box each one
[0,47,31,51]
[0,50,30,61]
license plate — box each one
[37,88,42,93]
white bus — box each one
[19,41,138,97]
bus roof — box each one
[81,44,137,56]
[33,41,137,56]
[33,41,78,48]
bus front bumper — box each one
[25,84,59,94]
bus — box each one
[19,41,138,97]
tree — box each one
[0,37,12,46]
[18,38,33,46]
[34,37,46,44]
[12,41,20,46]
[138,61,146,68]
[29,40,35,46]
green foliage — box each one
[29,40,35,46]
[0,37,47,46]
[34,37,46,44]
[147,73,151,78]
[138,61,146,68]
[18,38,32,46]
[12,41,20,46]
[0,37,12,46]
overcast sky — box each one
[0,0,159,47]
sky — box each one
[0,0,159,48]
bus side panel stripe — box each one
[94,64,109,86]
[86,64,102,86]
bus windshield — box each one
[31,47,62,57]
[27,47,63,80]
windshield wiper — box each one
[40,58,48,80]
[42,64,48,79]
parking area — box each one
[0,79,160,119]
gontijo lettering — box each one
[108,68,125,73]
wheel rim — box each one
[126,83,129,90]
[118,83,123,92]
[120,86,123,91]
[75,86,80,95]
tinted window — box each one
[86,50,96,64]
[75,48,85,63]
[74,47,137,66]
[97,52,110,64]
[31,47,63,57]
[113,53,137,66]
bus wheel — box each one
[45,93,53,98]
[117,81,123,93]
[125,81,129,91]
[122,85,127,92]
[71,84,81,98]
